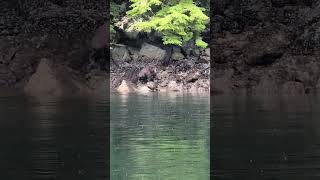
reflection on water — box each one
[212,95,320,180]
[0,95,108,179]
[111,93,210,180]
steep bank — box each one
[212,0,320,95]
[0,1,108,96]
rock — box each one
[117,80,132,94]
[24,58,83,96]
[86,73,109,96]
[188,84,199,93]
[167,81,183,92]
[192,48,201,57]
[281,81,305,94]
[146,81,157,91]
[159,80,169,87]
[185,71,201,83]
[139,43,167,61]
[171,52,185,61]
[196,79,210,90]
[136,85,151,94]
[245,29,289,66]
[199,55,210,62]
[24,58,60,95]
[316,79,320,92]
[298,21,320,50]
[172,46,182,53]
[127,47,140,61]
[111,45,131,62]
[252,76,280,95]
[212,69,234,94]
[204,48,210,57]
[91,22,108,50]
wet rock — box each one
[136,85,151,94]
[204,48,210,57]
[139,43,167,61]
[146,81,157,91]
[252,76,280,95]
[212,69,234,94]
[281,81,305,94]
[315,79,320,92]
[297,21,320,50]
[185,71,201,83]
[127,47,140,61]
[171,52,185,61]
[199,55,210,62]
[167,81,183,92]
[86,72,109,95]
[244,29,289,66]
[111,45,131,62]
[117,80,134,94]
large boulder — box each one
[117,80,137,94]
[171,52,185,61]
[139,43,167,61]
[24,58,89,96]
[111,45,131,62]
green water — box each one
[111,93,210,180]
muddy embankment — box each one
[0,0,108,97]
[212,0,320,95]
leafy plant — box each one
[127,0,209,48]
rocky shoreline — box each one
[0,1,210,97]
[110,42,210,94]
[0,1,109,97]
[212,0,320,95]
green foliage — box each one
[127,0,209,48]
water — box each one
[212,95,320,180]
[111,93,210,180]
[0,94,108,179]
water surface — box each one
[111,93,210,180]
[212,95,320,180]
[0,94,108,179]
